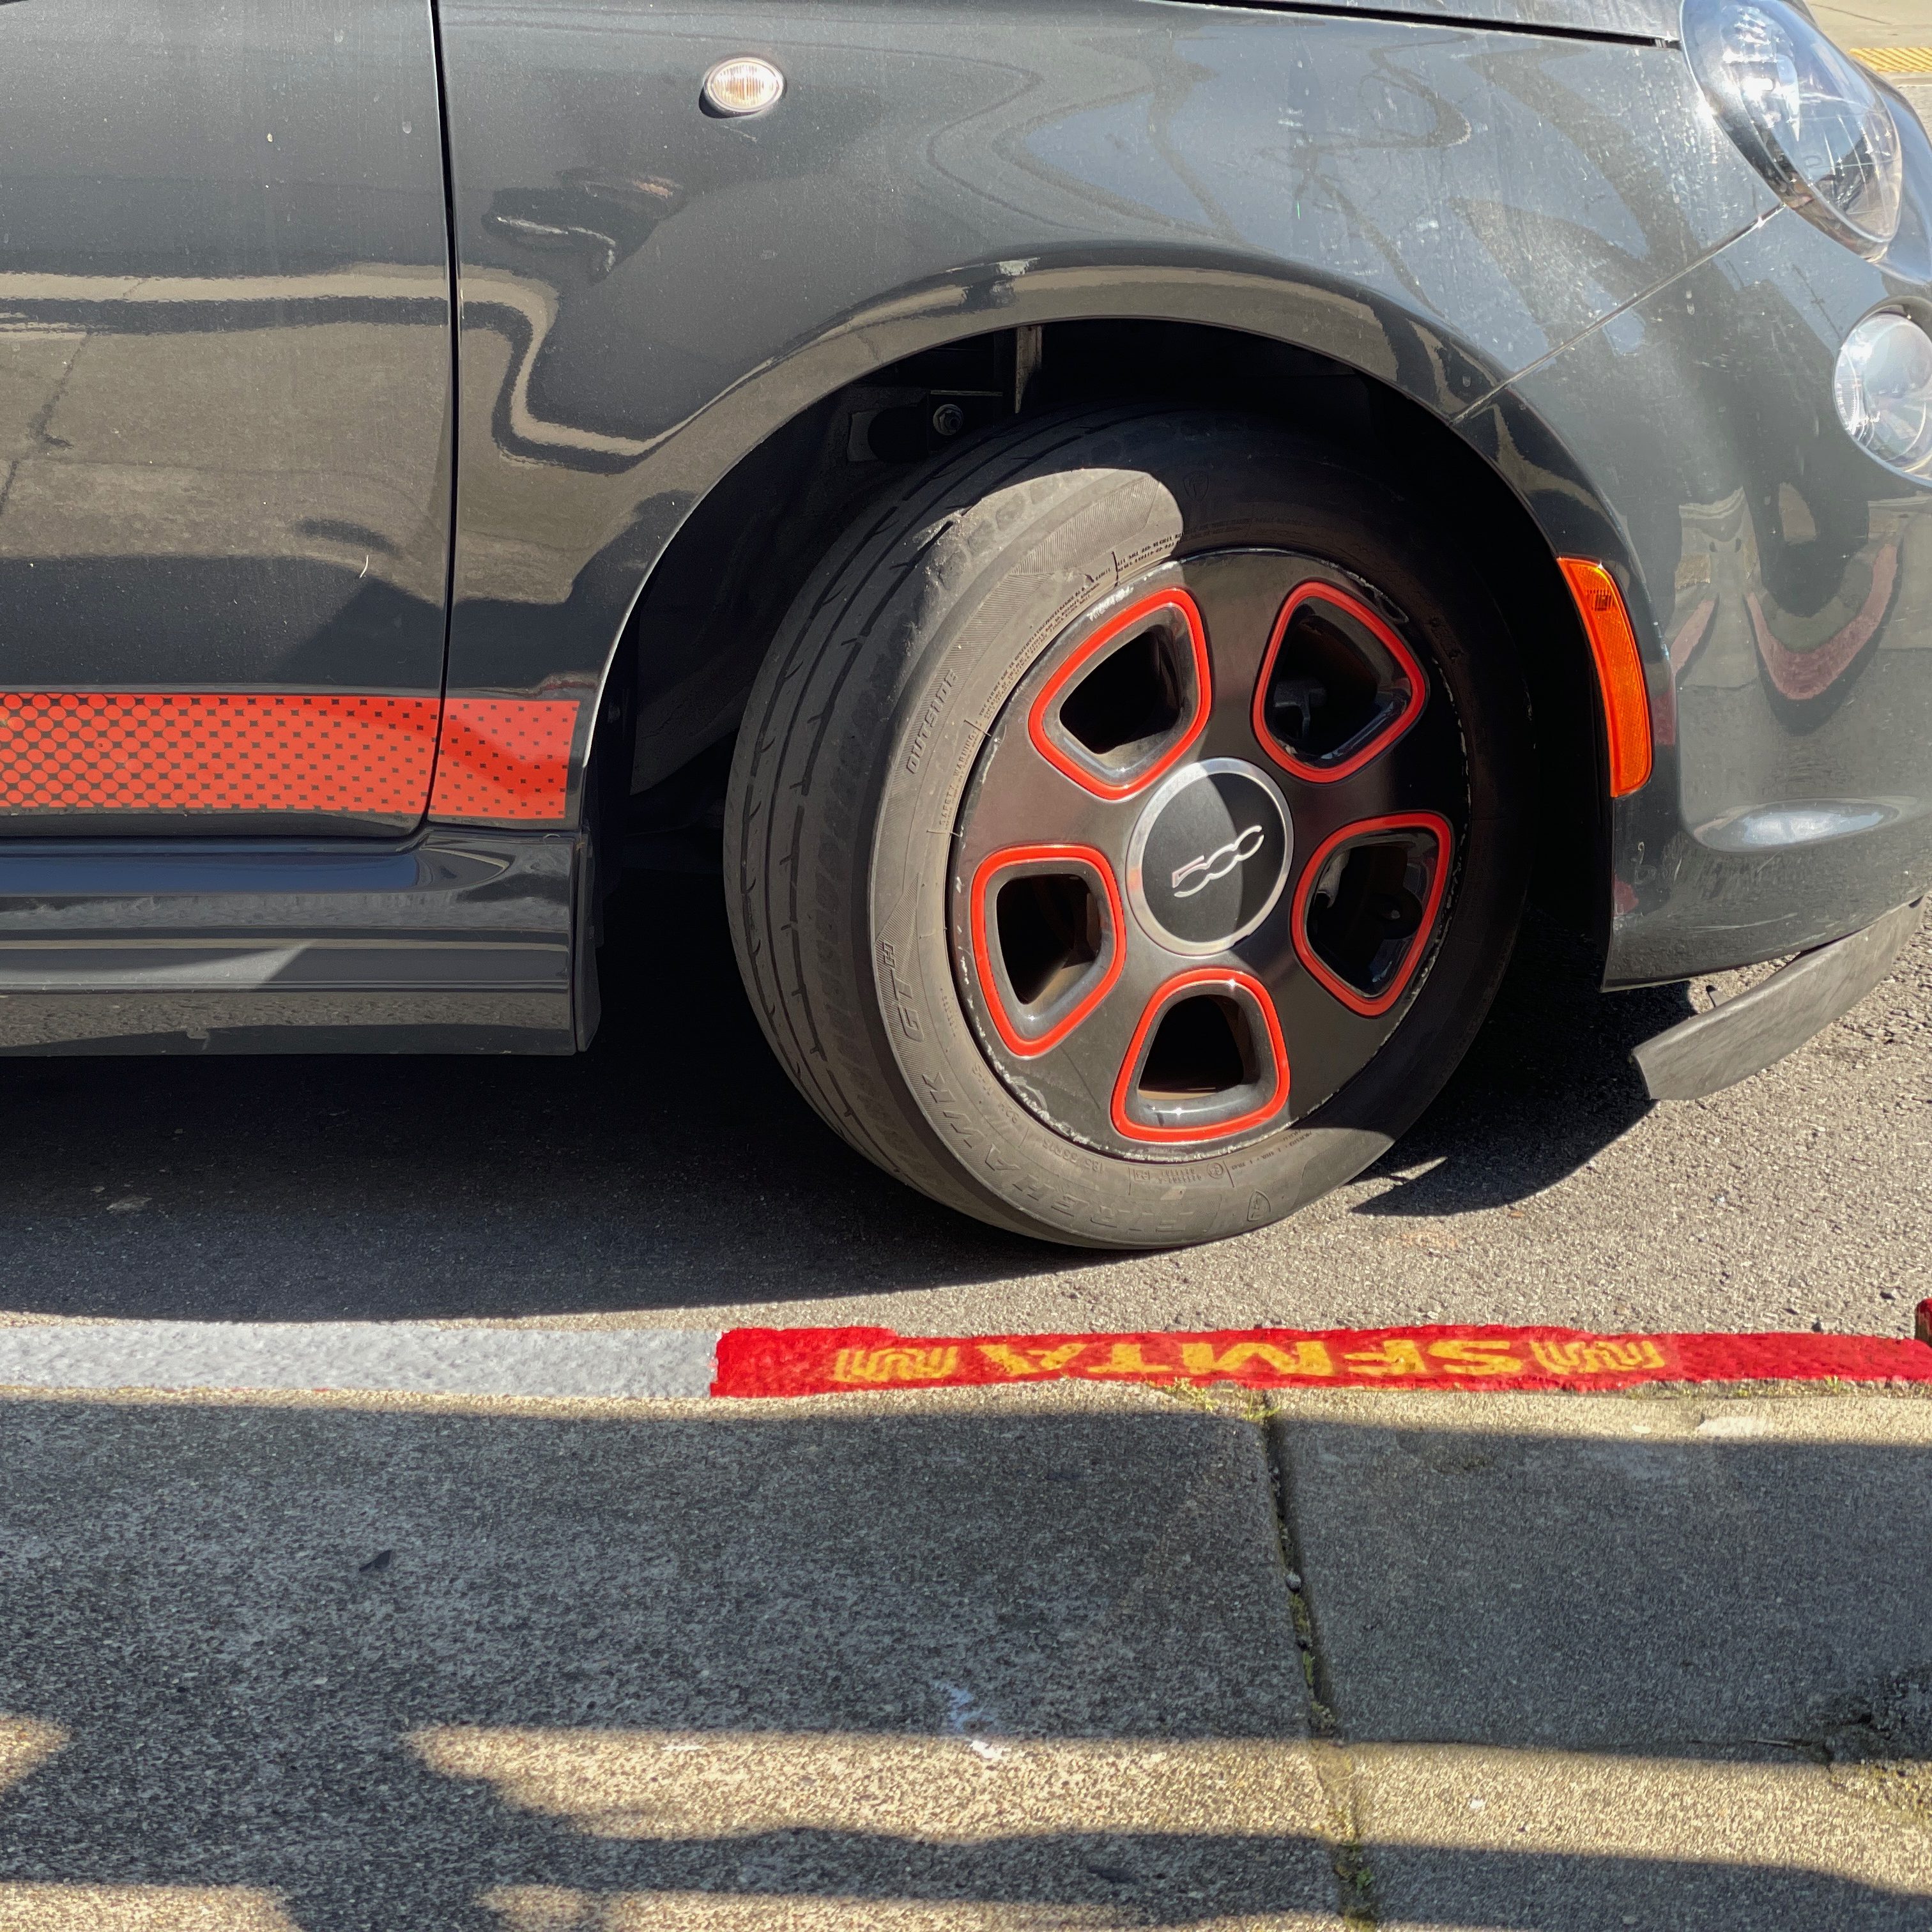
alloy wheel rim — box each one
[949,549,1470,1160]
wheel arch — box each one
[576,266,1612,944]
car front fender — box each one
[434,0,1772,833]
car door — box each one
[0,0,452,836]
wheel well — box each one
[615,319,1604,940]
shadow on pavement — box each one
[0,877,1050,1319]
[0,879,1675,1321]
[1352,912,1685,1218]
[0,1393,1927,1928]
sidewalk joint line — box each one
[1261,1407,1379,1929]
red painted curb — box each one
[712,1321,1932,1400]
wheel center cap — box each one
[1127,758,1292,955]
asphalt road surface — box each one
[1,872,1925,1340]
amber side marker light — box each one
[1560,556,1653,797]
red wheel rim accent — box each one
[1028,589,1212,800]
[969,843,1126,1057]
[1291,811,1454,1018]
[1110,968,1290,1144]
[1250,581,1427,783]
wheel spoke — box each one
[1261,948,1403,1120]
[965,847,1126,1057]
[1173,553,1295,753]
[1245,574,1427,781]
[1025,583,1211,799]
[1289,810,1451,1006]
[1276,709,1466,849]
[1109,967,1290,1143]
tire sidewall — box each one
[841,415,1530,1246]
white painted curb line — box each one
[0,1322,721,1400]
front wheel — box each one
[727,408,1531,1248]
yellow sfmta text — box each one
[1084,1342,1171,1376]
[1342,1338,1430,1376]
[1177,1340,1335,1377]
[977,1343,1087,1377]
[1425,1338,1526,1376]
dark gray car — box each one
[0,0,1923,1246]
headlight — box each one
[1684,0,1903,253]
[1834,309,1932,473]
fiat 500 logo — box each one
[1170,824,1266,898]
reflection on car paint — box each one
[437,2,1770,771]
[0,1,453,834]
[1489,193,1932,974]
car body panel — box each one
[0,0,1922,1059]
[435,0,1771,838]
[0,0,454,837]
[1483,202,1932,983]
[1164,0,1679,40]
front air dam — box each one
[1632,897,1923,1101]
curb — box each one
[0,1322,719,1400]
[0,1308,1927,1404]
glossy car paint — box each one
[1483,192,1932,979]
[0,1,455,838]
[0,0,1921,1057]
[1220,0,1677,29]
[0,2,586,1055]
[436,2,1768,787]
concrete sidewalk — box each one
[0,1381,1927,1928]
[1280,1390,1932,1928]
[1819,0,1932,54]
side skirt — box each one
[0,830,582,1055]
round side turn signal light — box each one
[703,57,785,118]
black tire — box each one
[726,407,1531,1248]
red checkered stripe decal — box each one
[0,693,439,815]
[0,692,578,821]
[429,697,579,822]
